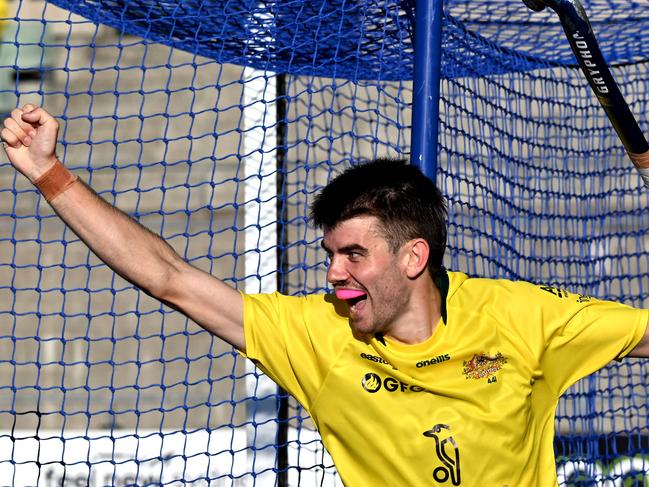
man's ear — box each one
[403,238,429,279]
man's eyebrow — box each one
[323,243,368,254]
[320,240,368,254]
[340,244,367,254]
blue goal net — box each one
[0,0,648,485]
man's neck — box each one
[384,278,442,345]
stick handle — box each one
[528,0,649,186]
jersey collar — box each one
[434,267,449,326]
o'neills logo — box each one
[416,354,450,368]
[361,373,428,394]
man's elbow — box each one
[628,316,649,358]
[143,256,187,305]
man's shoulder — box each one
[446,271,550,309]
[447,271,607,319]
[449,271,538,292]
[244,291,350,322]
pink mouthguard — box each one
[335,289,366,300]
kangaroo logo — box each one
[423,424,461,485]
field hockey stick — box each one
[522,0,649,188]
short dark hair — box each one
[310,158,447,275]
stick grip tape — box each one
[629,152,649,188]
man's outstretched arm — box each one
[629,320,649,358]
[2,104,246,351]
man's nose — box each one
[326,256,349,284]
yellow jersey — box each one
[241,270,648,486]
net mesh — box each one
[0,0,648,484]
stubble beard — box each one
[352,283,410,339]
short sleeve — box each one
[240,292,349,410]
[532,286,648,396]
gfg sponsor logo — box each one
[361,373,382,393]
[361,373,427,394]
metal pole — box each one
[275,72,290,487]
[410,0,444,179]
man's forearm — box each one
[49,174,182,299]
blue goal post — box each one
[0,0,648,485]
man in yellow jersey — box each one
[3,104,649,486]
